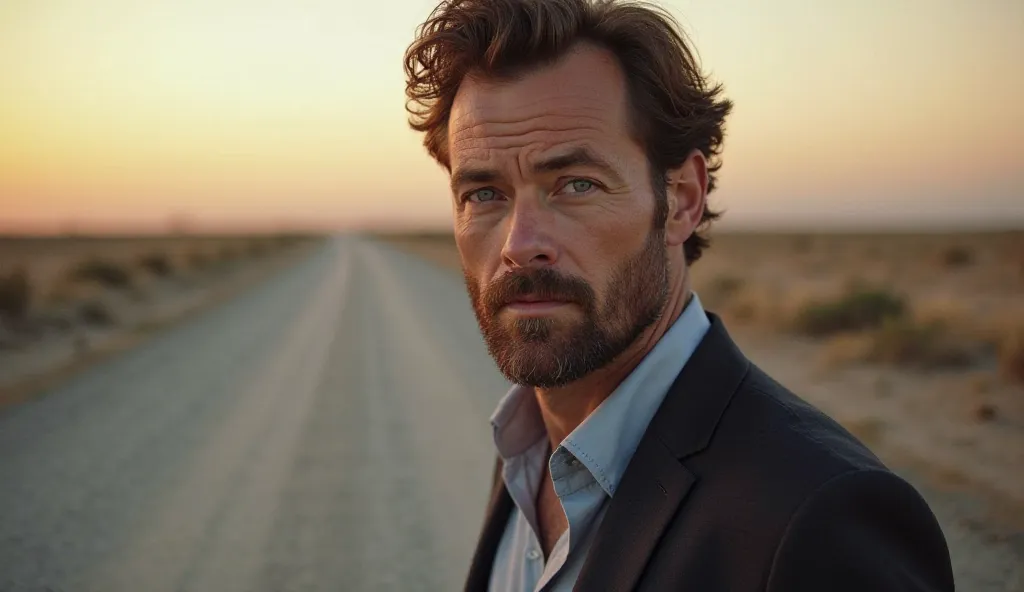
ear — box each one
[663,149,708,248]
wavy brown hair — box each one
[404,0,733,262]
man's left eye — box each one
[564,179,594,194]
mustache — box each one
[483,267,595,313]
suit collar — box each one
[574,313,750,591]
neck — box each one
[534,263,691,451]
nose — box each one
[500,206,557,269]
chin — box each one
[498,357,579,389]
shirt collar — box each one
[490,382,544,461]
[489,293,711,495]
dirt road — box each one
[0,236,1019,591]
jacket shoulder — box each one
[642,364,927,589]
[711,362,888,481]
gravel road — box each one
[0,236,1019,591]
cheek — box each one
[572,208,651,288]
[458,212,509,274]
[455,225,497,282]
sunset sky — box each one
[1,0,1022,234]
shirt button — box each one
[526,549,541,561]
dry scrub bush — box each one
[71,259,133,289]
[78,300,115,327]
[139,253,174,277]
[814,294,979,371]
[0,267,32,321]
[794,286,907,337]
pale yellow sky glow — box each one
[1,0,1022,233]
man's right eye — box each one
[466,188,500,203]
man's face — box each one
[448,43,669,388]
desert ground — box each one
[0,233,1020,590]
[0,233,323,407]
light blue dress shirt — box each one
[487,293,711,592]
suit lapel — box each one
[575,314,750,591]
[574,435,696,591]
[464,459,515,592]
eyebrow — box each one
[449,146,624,192]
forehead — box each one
[448,44,633,169]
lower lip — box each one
[505,301,570,314]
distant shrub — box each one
[865,318,975,370]
[139,253,174,277]
[999,326,1024,385]
[78,300,115,326]
[0,267,32,321]
[71,259,133,289]
[941,245,974,268]
[794,287,907,337]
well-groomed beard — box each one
[465,229,669,388]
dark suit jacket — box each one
[464,314,954,591]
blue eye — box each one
[566,179,594,194]
[468,188,498,203]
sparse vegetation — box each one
[0,267,32,321]
[864,318,975,370]
[139,253,174,277]
[819,319,976,372]
[794,286,907,337]
[71,259,133,289]
[78,300,115,326]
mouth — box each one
[502,294,574,315]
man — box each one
[404,1,954,590]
